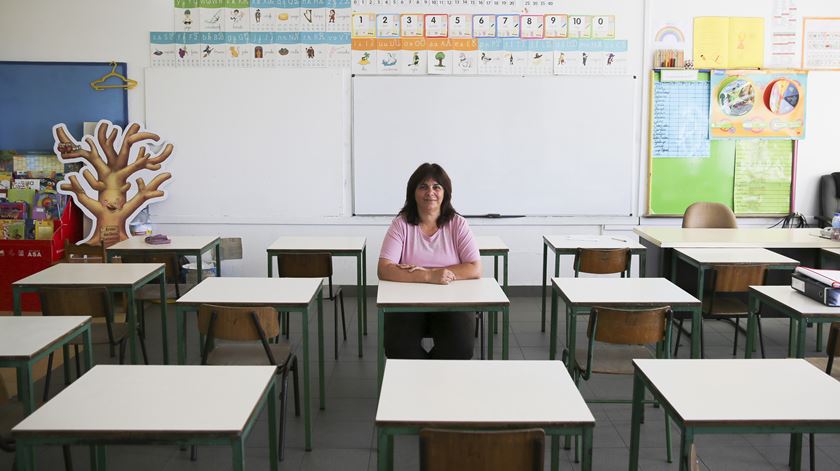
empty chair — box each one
[681,202,737,228]
[574,247,631,277]
[817,173,840,226]
[275,253,346,359]
[196,304,300,461]
[419,428,544,471]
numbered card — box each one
[496,15,519,38]
[544,14,567,38]
[448,14,471,38]
[400,37,427,74]
[424,14,447,37]
[473,15,496,37]
[568,15,591,38]
[376,14,400,36]
[352,13,376,37]
[520,15,543,39]
[401,14,423,36]
[351,37,377,74]
[427,39,453,74]
[591,15,614,39]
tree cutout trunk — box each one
[53,120,173,246]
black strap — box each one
[832,172,840,199]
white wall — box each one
[2,0,838,285]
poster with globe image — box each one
[709,70,807,139]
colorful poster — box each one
[694,16,764,69]
[733,140,793,214]
[710,70,807,139]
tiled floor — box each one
[3,294,840,470]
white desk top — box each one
[0,316,90,361]
[634,359,840,425]
[107,236,219,251]
[267,236,366,252]
[377,278,509,308]
[376,360,594,427]
[634,227,840,249]
[13,263,164,287]
[543,234,644,251]
[552,277,699,307]
[12,365,276,438]
[475,236,509,252]
[751,285,840,316]
[675,248,800,265]
[176,277,323,307]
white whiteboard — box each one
[352,75,637,216]
[145,68,349,220]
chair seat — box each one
[702,297,750,317]
[134,283,196,301]
[575,344,655,375]
[69,323,128,345]
[206,342,292,366]
[805,357,840,381]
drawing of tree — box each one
[53,120,173,245]
[435,51,445,67]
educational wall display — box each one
[709,69,807,139]
[52,120,174,245]
[693,16,764,69]
[651,74,710,158]
[802,17,840,70]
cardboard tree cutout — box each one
[52,120,173,245]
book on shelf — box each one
[794,266,840,289]
[792,272,840,307]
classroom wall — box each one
[2,0,838,286]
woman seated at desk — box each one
[378,162,482,359]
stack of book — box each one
[792,267,840,307]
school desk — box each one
[107,235,222,279]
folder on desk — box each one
[791,272,840,307]
[795,267,840,289]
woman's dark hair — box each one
[399,163,457,227]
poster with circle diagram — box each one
[709,70,807,139]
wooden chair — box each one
[574,247,631,277]
[806,322,840,471]
[674,265,767,358]
[681,202,738,228]
[275,253,346,359]
[39,287,148,400]
[62,239,105,263]
[196,304,300,461]
[419,428,544,471]
[569,306,674,463]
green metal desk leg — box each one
[493,255,499,335]
[628,372,645,471]
[817,323,823,352]
[639,251,647,278]
[176,306,187,365]
[363,246,368,335]
[357,253,364,357]
[487,311,495,359]
[233,438,245,471]
[378,309,386,392]
[541,241,548,332]
[790,433,803,471]
[377,428,392,471]
[19,365,34,415]
[197,254,203,283]
[788,317,797,357]
[502,306,509,359]
[745,294,759,359]
[317,289,325,411]
[214,243,222,277]
[796,317,808,358]
[267,253,273,277]
[567,307,578,375]
[301,306,312,451]
[691,307,702,359]
[13,286,22,316]
[19,441,34,471]
[127,289,138,364]
[549,288,558,360]
[679,428,694,471]
[551,435,559,471]
[83,326,94,372]
[268,381,279,470]
[159,272,170,364]
[62,345,72,385]
[581,427,593,471]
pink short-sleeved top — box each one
[379,214,480,268]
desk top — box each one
[543,234,644,251]
[377,278,509,308]
[107,236,220,252]
[12,365,275,439]
[176,277,322,307]
[552,277,699,307]
[751,285,840,316]
[376,360,594,427]
[633,359,840,425]
[634,227,840,249]
[824,248,840,258]
[267,236,366,252]
[13,263,164,287]
[475,236,509,252]
[0,316,90,361]
[675,248,801,266]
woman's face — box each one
[414,177,444,213]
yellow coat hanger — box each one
[90,61,138,91]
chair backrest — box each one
[419,428,544,471]
[39,287,110,319]
[276,253,333,278]
[587,306,672,345]
[711,265,766,293]
[63,239,106,263]
[819,174,840,226]
[197,304,281,341]
[574,248,630,276]
[682,202,738,228]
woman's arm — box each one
[377,258,481,284]
[445,260,481,280]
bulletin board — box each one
[647,70,795,216]
[0,61,129,151]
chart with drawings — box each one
[651,79,710,158]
